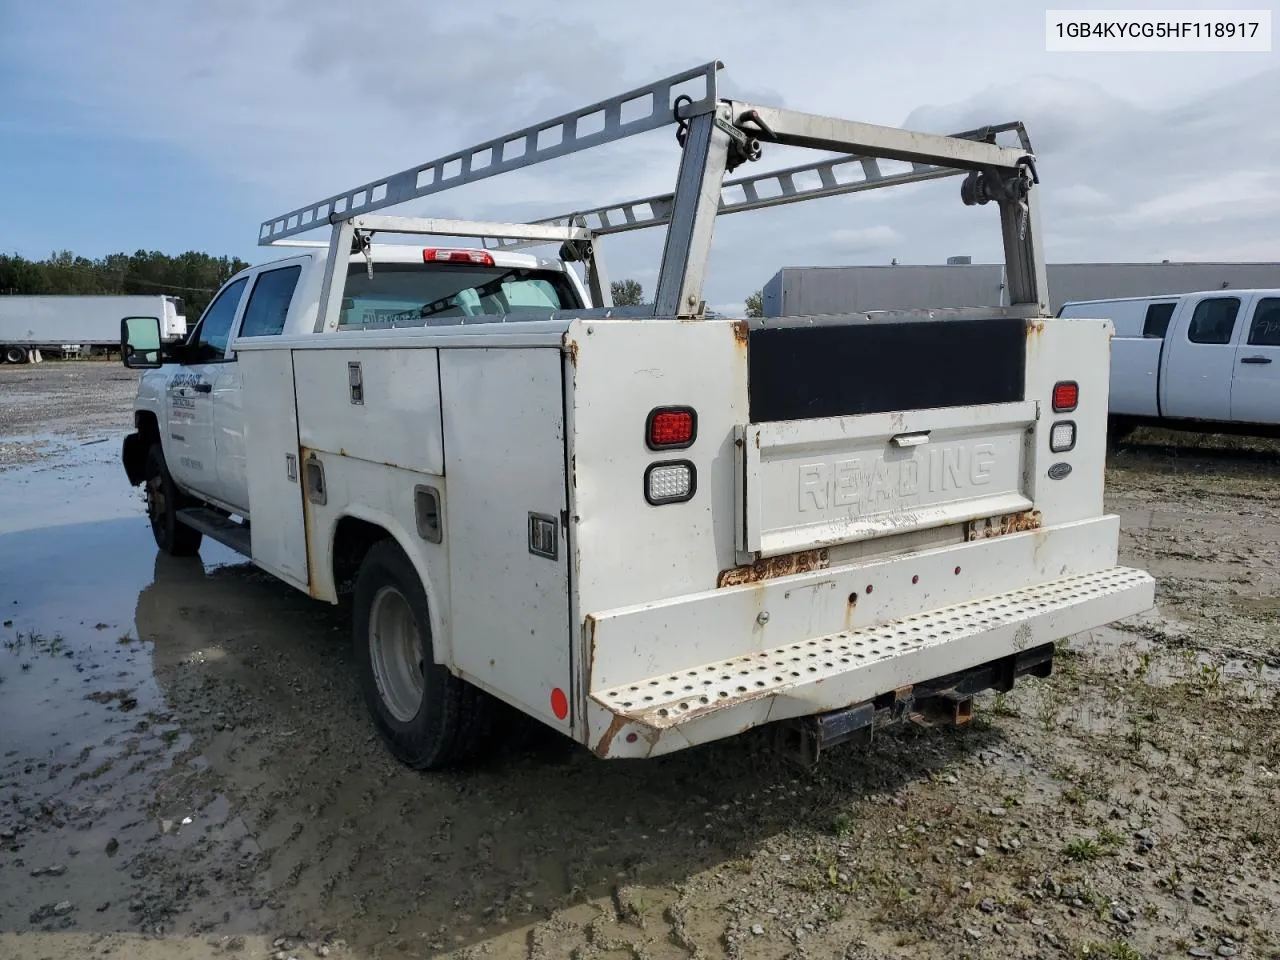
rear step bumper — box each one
[586,566,1154,759]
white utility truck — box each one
[0,293,186,363]
[119,61,1154,769]
[1058,291,1280,437]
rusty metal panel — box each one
[585,513,1121,696]
[586,564,1154,758]
[965,509,1043,541]
[717,548,830,588]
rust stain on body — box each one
[717,548,830,588]
[592,712,628,757]
[298,446,324,599]
[732,319,749,348]
[1026,319,1046,339]
[965,509,1042,541]
[584,614,598,665]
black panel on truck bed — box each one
[746,315,1027,423]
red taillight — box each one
[1052,381,1079,412]
[646,406,696,449]
[423,248,495,266]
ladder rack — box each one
[481,122,1031,252]
[258,61,722,246]
[261,60,1049,320]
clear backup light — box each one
[1050,421,1076,453]
[645,460,696,505]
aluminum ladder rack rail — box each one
[260,58,1048,319]
[258,61,723,246]
[481,121,1031,251]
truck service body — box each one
[119,61,1155,768]
[1058,290,1280,435]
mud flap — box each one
[122,432,149,486]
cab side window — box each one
[1186,297,1240,345]
[239,265,302,338]
[1247,298,1280,347]
[190,277,249,362]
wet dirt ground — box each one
[1,362,1277,960]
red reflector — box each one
[647,407,696,449]
[1052,381,1079,412]
[423,247,495,266]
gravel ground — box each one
[0,363,1277,960]
[0,360,140,468]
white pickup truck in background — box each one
[1058,289,1280,437]
[118,61,1155,771]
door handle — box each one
[192,382,213,392]
[890,431,931,448]
[1240,356,1273,365]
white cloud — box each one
[825,226,904,255]
[3,1,1278,306]
[1121,171,1280,226]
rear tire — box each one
[352,539,493,770]
[143,444,203,557]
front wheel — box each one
[352,539,493,770]
[143,443,203,556]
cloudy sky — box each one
[1,0,1276,313]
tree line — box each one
[0,249,252,317]
[610,279,763,317]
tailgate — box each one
[738,314,1037,561]
[737,400,1037,558]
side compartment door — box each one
[439,348,572,731]
[217,262,305,515]
[163,276,249,497]
[239,346,310,590]
[1160,295,1242,422]
[1231,295,1280,425]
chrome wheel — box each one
[368,585,425,723]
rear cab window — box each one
[337,262,582,328]
[239,264,303,338]
[1142,302,1175,338]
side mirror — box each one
[121,316,163,369]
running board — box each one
[177,507,251,557]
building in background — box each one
[761,260,1280,317]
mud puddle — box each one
[1,437,267,956]
[2,376,1278,960]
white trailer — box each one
[118,61,1154,769]
[0,294,186,363]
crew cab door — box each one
[1160,295,1243,422]
[1231,295,1280,425]
[163,276,249,498]
[216,261,305,515]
